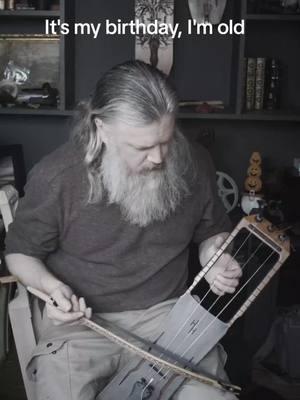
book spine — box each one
[255,57,266,111]
[241,57,247,112]
[245,58,256,111]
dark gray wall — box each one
[181,120,300,188]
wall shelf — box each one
[239,110,300,121]
[0,108,73,116]
[246,13,300,21]
[0,0,299,122]
[0,0,74,112]
[178,111,300,121]
[0,10,60,17]
[1,108,298,121]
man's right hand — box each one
[46,283,92,326]
[4,254,92,326]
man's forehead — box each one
[119,115,175,146]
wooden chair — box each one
[0,184,36,400]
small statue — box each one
[3,60,30,85]
[241,152,265,215]
[244,152,263,193]
[188,0,228,24]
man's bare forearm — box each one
[5,253,63,295]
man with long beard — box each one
[5,60,241,399]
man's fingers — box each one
[51,287,72,312]
[71,294,80,312]
[78,298,92,319]
[79,297,86,312]
[85,307,92,319]
[214,280,235,294]
[210,282,225,296]
[53,293,72,312]
[47,304,83,323]
[222,269,242,279]
[211,279,235,295]
[226,263,243,277]
[215,275,239,288]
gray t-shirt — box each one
[5,140,230,312]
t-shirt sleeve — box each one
[192,151,232,244]
[5,164,60,260]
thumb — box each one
[207,236,225,259]
[214,236,225,250]
[51,285,73,312]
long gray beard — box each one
[100,133,192,227]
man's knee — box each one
[28,339,72,399]
[27,337,120,400]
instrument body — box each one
[99,295,229,399]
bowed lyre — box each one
[97,215,290,400]
[28,215,290,400]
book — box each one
[255,58,266,111]
[245,58,256,111]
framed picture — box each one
[0,34,60,89]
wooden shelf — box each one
[0,10,60,17]
[178,110,300,121]
[1,108,299,122]
[246,13,300,21]
[0,107,73,116]
[240,110,300,121]
[178,112,237,120]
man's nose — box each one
[147,145,163,165]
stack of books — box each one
[244,57,280,112]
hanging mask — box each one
[188,0,227,24]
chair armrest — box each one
[8,281,37,400]
[0,275,18,285]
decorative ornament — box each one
[241,152,265,215]
[135,0,174,75]
[249,151,262,166]
[216,171,239,213]
[244,176,262,193]
[247,165,262,178]
[244,152,263,193]
[188,0,228,24]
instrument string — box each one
[160,247,276,382]
[158,236,262,361]
[140,378,154,400]
[157,242,271,383]
[141,230,255,388]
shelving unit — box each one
[0,107,73,116]
[246,14,300,21]
[235,0,300,120]
[0,0,74,114]
[178,110,300,122]
[0,0,299,121]
[0,10,60,17]
[175,0,300,122]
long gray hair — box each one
[72,60,180,203]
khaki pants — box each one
[27,298,237,400]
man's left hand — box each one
[205,252,242,296]
[199,233,242,296]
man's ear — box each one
[95,118,108,144]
